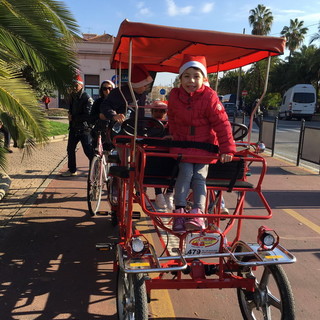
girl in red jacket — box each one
[168,55,236,232]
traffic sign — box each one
[242,90,248,96]
[160,88,166,95]
[111,74,118,84]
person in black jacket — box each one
[61,75,94,177]
[99,64,153,125]
[90,80,115,151]
[91,80,115,123]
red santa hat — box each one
[179,55,207,78]
[151,100,168,110]
[74,74,84,85]
[131,64,153,88]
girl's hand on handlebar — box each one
[113,114,125,123]
[220,153,233,163]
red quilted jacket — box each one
[168,85,236,163]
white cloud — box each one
[136,2,152,17]
[201,2,214,14]
[166,0,193,16]
[137,2,144,9]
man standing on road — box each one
[61,75,94,177]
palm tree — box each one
[309,21,320,44]
[280,18,308,58]
[0,0,80,169]
[248,4,273,35]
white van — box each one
[279,84,316,120]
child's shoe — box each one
[220,207,229,214]
[220,206,229,220]
[185,208,206,231]
[164,192,174,211]
[172,208,186,233]
[155,193,167,209]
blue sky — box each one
[63,0,320,85]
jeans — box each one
[67,128,93,173]
[0,126,11,148]
[174,162,209,211]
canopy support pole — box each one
[127,39,139,163]
[214,63,220,92]
[247,55,271,144]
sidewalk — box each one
[0,135,68,226]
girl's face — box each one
[180,67,206,93]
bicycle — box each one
[87,120,113,216]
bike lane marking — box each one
[283,209,320,234]
[133,203,176,318]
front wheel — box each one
[87,155,104,216]
[117,269,148,320]
[237,264,295,320]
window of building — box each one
[84,75,99,100]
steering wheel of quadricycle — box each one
[230,122,248,141]
[121,117,165,137]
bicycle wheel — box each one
[87,155,104,216]
[117,269,148,320]
[237,263,295,320]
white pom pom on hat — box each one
[131,64,153,88]
[102,80,115,88]
[74,74,84,85]
[179,54,207,78]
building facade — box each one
[51,33,116,107]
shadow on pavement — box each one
[0,213,118,319]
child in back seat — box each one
[167,55,236,232]
[150,100,174,211]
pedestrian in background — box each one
[42,96,51,109]
[0,120,13,153]
[61,75,94,177]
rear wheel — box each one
[237,264,295,320]
[87,155,104,215]
[117,269,148,320]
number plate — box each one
[185,232,222,256]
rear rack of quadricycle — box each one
[106,136,296,279]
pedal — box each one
[96,211,109,215]
[96,243,114,251]
[132,211,141,220]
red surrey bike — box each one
[96,20,296,320]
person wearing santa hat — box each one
[99,64,153,125]
[61,74,94,177]
[149,100,174,211]
[167,54,236,232]
[90,79,116,151]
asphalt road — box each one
[249,117,320,173]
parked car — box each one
[278,84,316,121]
[223,102,238,117]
